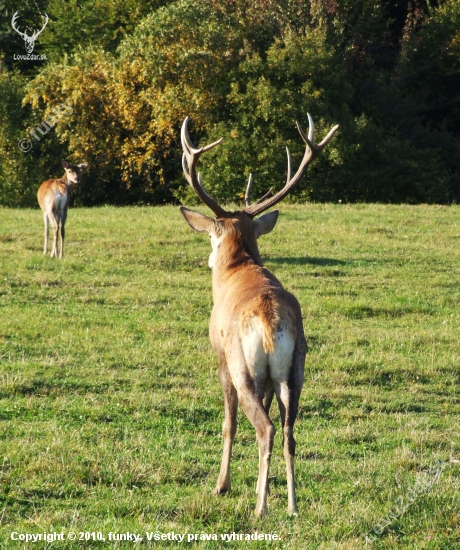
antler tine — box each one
[307,112,314,142]
[180,117,228,218]
[297,116,339,154]
[243,114,338,218]
[285,146,293,185]
[255,187,274,205]
[319,123,340,148]
[245,173,253,208]
[245,173,274,208]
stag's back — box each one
[209,219,302,388]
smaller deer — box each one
[37,160,88,258]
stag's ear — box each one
[78,163,88,170]
[255,210,279,237]
[62,160,70,169]
[180,207,215,234]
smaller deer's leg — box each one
[49,212,59,258]
[237,385,275,517]
[59,211,67,259]
[43,212,49,255]
[213,359,238,495]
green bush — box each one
[0,0,458,206]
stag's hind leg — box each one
[231,333,276,515]
[275,381,301,514]
[232,376,275,517]
[256,386,275,497]
[213,357,238,495]
[263,387,275,413]
[274,341,305,515]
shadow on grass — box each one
[267,256,347,266]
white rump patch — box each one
[268,325,296,383]
[239,318,295,390]
[240,318,268,386]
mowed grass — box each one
[0,203,459,549]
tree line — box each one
[0,0,459,207]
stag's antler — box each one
[181,117,228,218]
[181,114,338,219]
[243,114,338,217]
[244,174,274,209]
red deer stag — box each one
[179,114,338,516]
[37,160,88,258]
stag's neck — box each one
[216,231,261,270]
[211,232,280,300]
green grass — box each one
[0,203,459,549]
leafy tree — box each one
[39,0,175,63]
[2,0,459,206]
[0,0,174,71]
[187,2,452,204]
[194,28,351,204]
[0,71,67,206]
[1,0,180,206]
[394,0,460,199]
[0,72,32,206]
[24,1,249,204]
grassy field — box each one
[0,203,459,549]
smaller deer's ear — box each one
[78,163,88,170]
[62,160,69,169]
[255,210,279,237]
[180,206,215,234]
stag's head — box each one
[11,11,49,54]
[179,116,339,268]
[62,160,88,186]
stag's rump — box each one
[210,286,299,393]
[241,292,298,382]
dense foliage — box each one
[0,0,459,206]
